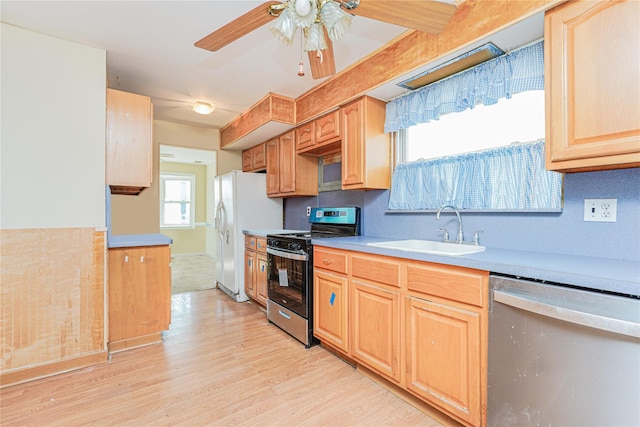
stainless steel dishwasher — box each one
[488,274,640,427]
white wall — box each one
[0,23,106,229]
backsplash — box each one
[284,168,640,262]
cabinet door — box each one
[244,251,256,299]
[341,98,365,187]
[278,131,296,193]
[256,254,269,306]
[265,138,280,195]
[108,246,171,342]
[316,110,340,144]
[106,89,152,190]
[545,0,640,171]
[296,121,316,152]
[253,143,266,170]
[406,296,481,426]
[351,280,401,383]
[242,149,253,172]
[313,270,349,353]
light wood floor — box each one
[1,289,443,426]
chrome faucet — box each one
[436,205,464,243]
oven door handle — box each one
[266,247,308,261]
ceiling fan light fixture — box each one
[321,0,352,41]
[270,7,297,45]
[303,22,329,52]
[191,101,215,115]
[294,0,312,17]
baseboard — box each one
[0,351,108,388]
[108,332,163,353]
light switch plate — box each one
[584,199,617,222]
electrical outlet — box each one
[306,206,311,216]
[584,199,617,222]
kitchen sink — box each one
[366,239,486,256]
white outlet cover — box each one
[584,198,617,222]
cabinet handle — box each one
[322,259,333,264]
[140,256,144,263]
[124,255,129,263]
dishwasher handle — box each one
[493,289,640,339]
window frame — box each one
[160,172,196,229]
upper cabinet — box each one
[106,88,153,195]
[545,0,640,172]
[242,142,266,172]
[341,96,391,190]
[296,110,341,156]
[266,131,318,198]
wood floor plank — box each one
[1,289,442,426]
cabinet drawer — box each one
[406,262,487,308]
[256,237,267,254]
[245,235,256,250]
[351,254,400,288]
[314,248,348,274]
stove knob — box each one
[268,239,278,247]
[288,242,302,251]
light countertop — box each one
[311,235,640,297]
[108,233,173,249]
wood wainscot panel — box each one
[220,93,295,149]
[0,228,107,387]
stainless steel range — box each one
[266,207,360,347]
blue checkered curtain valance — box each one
[388,140,563,210]
[384,40,545,133]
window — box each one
[160,173,195,228]
[401,91,545,163]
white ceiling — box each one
[2,1,543,162]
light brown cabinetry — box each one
[242,142,266,172]
[296,110,341,156]
[405,262,486,427]
[313,248,349,352]
[341,96,390,190]
[105,88,153,195]
[244,235,268,307]
[350,254,402,384]
[313,246,488,427]
[266,131,318,197]
[108,245,171,352]
[545,0,640,172]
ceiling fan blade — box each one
[308,29,336,79]
[195,1,281,52]
[348,0,457,34]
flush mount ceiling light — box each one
[191,101,215,115]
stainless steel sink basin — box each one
[366,239,486,256]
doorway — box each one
[159,145,217,294]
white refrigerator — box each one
[214,171,283,302]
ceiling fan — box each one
[195,0,457,79]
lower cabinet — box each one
[406,297,481,426]
[351,279,401,383]
[313,270,349,353]
[312,246,488,427]
[244,235,268,307]
[108,244,171,352]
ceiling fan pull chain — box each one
[298,32,306,77]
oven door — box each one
[267,247,310,318]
